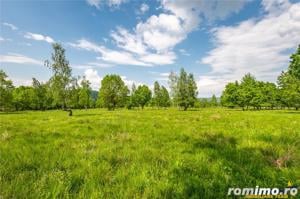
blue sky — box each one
[1,0,299,97]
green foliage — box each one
[252,81,279,109]
[210,94,218,107]
[126,83,138,109]
[168,71,178,101]
[78,76,92,109]
[160,86,171,108]
[169,68,198,110]
[288,44,300,79]
[278,71,300,110]
[152,81,171,108]
[0,70,14,111]
[0,108,299,198]
[153,81,161,107]
[221,81,239,108]
[222,46,298,110]
[90,90,98,105]
[67,78,80,109]
[221,73,291,110]
[98,74,128,110]
[134,85,152,109]
[45,43,73,109]
[32,78,49,110]
[277,45,300,110]
[12,86,35,110]
[199,98,210,108]
[238,73,257,109]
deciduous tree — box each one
[160,86,171,108]
[221,81,239,108]
[134,85,152,109]
[169,68,198,110]
[45,43,73,115]
[79,76,92,109]
[0,70,14,111]
[210,94,218,107]
[32,78,48,110]
[98,74,128,110]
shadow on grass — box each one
[176,109,201,112]
[0,111,27,115]
[275,111,300,114]
[73,113,103,117]
[223,108,244,112]
[164,132,295,198]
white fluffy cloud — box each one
[109,0,126,6]
[140,51,176,65]
[82,68,141,90]
[111,27,147,55]
[136,13,185,52]
[110,11,187,57]
[69,39,149,66]
[24,32,55,43]
[121,75,143,88]
[106,0,249,67]
[161,0,249,33]
[86,0,126,9]
[2,22,18,30]
[156,72,170,81]
[72,62,113,69]
[11,78,33,87]
[75,0,250,68]
[83,68,102,90]
[97,49,149,66]
[140,3,149,14]
[0,37,13,42]
[261,0,291,14]
[199,0,300,97]
[86,0,101,8]
[69,39,102,52]
[69,39,176,66]
[197,76,233,97]
[0,53,43,65]
[179,49,190,56]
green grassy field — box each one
[0,108,299,198]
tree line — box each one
[1,43,299,113]
[221,45,300,110]
[0,43,199,113]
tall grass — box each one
[0,108,299,198]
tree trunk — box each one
[63,108,72,116]
[68,109,72,116]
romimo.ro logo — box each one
[228,184,298,198]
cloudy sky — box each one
[0,0,299,97]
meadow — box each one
[0,108,299,198]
